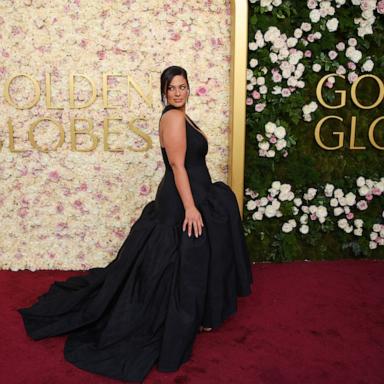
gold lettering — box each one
[316,73,346,109]
[4,74,40,109]
[69,73,96,109]
[128,118,152,152]
[70,118,99,152]
[314,115,344,150]
[351,74,384,109]
[46,73,64,109]
[29,118,65,152]
[368,116,384,150]
[7,119,27,152]
[349,116,366,150]
[103,118,124,152]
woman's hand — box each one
[183,206,204,238]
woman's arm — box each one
[160,109,194,209]
[160,109,204,237]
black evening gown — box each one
[17,104,253,382]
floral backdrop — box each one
[0,0,232,270]
[244,0,384,261]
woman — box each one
[17,65,253,382]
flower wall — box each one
[0,0,232,270]
[245,0,384,261]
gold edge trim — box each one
[229,0,248,219]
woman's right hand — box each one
[183,206,204,238]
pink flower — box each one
[377,0,384,14]
[196,86,207,96]
[252,90,261,99]
[113,229,126,239]
[18,207,28,218]
[372,187,382,196]
[281,88,291,97]
[48,170,60,182]
[194,40,203,50]
[304,50,312,58]
[170,32,181,41]
[356,200,368,210]
[365,193,373,201]
[310,213,317,220]
[307,34,315,43]
[269,136,277,144]
[97,50,106,60]
[267,194,274,201]
[74,199,83,209]
[139,184,150,196]
[255,103,266,112]
[346,212,354,220]
[347,62,356,70]
[246,97,253,105]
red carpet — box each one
[1,259,383,384]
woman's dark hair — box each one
[160,65,190,106]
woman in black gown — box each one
[17,65,253,382]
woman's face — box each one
[165,75,189,107]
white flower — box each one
[326,18,339,32]
[346,46,362,63]
[358,185,370,196]
[274,126,286,139]
[330,198,338,207]
[309,9,321,23]
[270,52,278,63]
[348,37,357,47]
[275,139,287,151]
[264,26,281,43]
[259,141,270,151]
[300,214,308,224]
[317,206,328,218]
[265,122,277,133]
[249,58,259,68]
[294,198,303,207]
[294,28,303,39]
[287,37,298,48]
[345,192,356,206]
[354,219,363,228]
[312,63,321,72]
[282,222,294,233]
[338,218,348,229]
[299,224,309,234]
[301,22,312,32]
[354,228,363,236]
[334,207,344,216]
[362,59,374,72]
[369,241,377,249]
[252,211,264,221]
[334,188,344,198]
[246,200,258,210]
[265,205,277,218]
[271,181,281,190]
[356,176,366,187]
[249,42,258,51]
[324,183,335,197]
